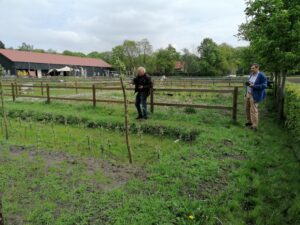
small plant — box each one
[184,107,197,114]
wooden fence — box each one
[1,77,245,88]
[3,83,239,122]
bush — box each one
[7,109,200,142]
[284,83,300,143]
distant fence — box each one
[1,76,245,88]
[3,82,239,122]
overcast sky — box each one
[0,0,248,53]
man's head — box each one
[251,63,260,74]
[137,67,146,76]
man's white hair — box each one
[137,67,146,73]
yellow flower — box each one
[188,215,195,220]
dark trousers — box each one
[135,92,148,118]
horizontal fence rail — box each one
[1,77,246,88]
[3,82,239,122]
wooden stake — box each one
[92,84,96,108]
[120,76,133,164]
[41,81,44,96]
[232,87,238,122]
[11,83,15,102]
[0,82,8,140]
[46,84,50,104]
[0,193,4,225]
[150,82,154,113]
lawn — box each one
[0,90,299,224]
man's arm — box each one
[252,73,267,90]
[141,76,152,89]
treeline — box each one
[1,39,255,76]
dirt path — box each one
[9,145,147,191]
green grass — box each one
[0,91,299,224]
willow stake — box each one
[120,76,133,164]
[0,82,8,140]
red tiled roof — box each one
[175,61,185,70]
[0,49,112,68]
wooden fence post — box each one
[14,82,18,97]
[11,83,15,102]
[232,87,238,122]
[150,82,154,113]
[92,84,96,107]
[75,81,78,94]
[46,84,50,104]
[41,81,44,96]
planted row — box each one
[7,109,200,141]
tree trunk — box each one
[0,193,4,225]
[277,70,287,121]
[274,72,278,97]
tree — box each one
[0,41,5,49]
[181,48,200,75]
[62,50,86,57]
[156,44,180,75]
[111,45,126,74]
[47,49,57,54]
[18,42,34,51]
[33,49,45,53]
[137,38,153,65]
[235,46,257,75]
[88,51,113,64]
[122,40,140,73]
[218,43,239,75]
[197,38,223,76]
[238,0,300,119]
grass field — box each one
[0,89,299,224]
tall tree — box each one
[238,0,300,119]
[0,41,5,49]
[111,45,127,74]
[18,42,34,51]
[156,44,180,75]
[197,38,222,76]
[181,48,200,75]
[62,50,86,57]
[218,43,239,75]
[235,46,257,75]
[122,40,139,73]
[137,38,153,65]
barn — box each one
[0,49,112,77]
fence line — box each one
[3,83,239,122]
[1,77,246,88]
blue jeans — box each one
[135,92,148,118]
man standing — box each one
[133,67,152,120]
[245,63,267,130]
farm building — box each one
[0,49,112,77]
[175,61,185,72]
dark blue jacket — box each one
[252,72,267,103]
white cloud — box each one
[0,0,249,53]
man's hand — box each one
[138,85,143,89]
[249,82,254,87]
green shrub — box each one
[184,107,197,114]
[284,83,300,143]
[7,109,200,142]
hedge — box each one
[284,83,300,143]
[6,109,200,142]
